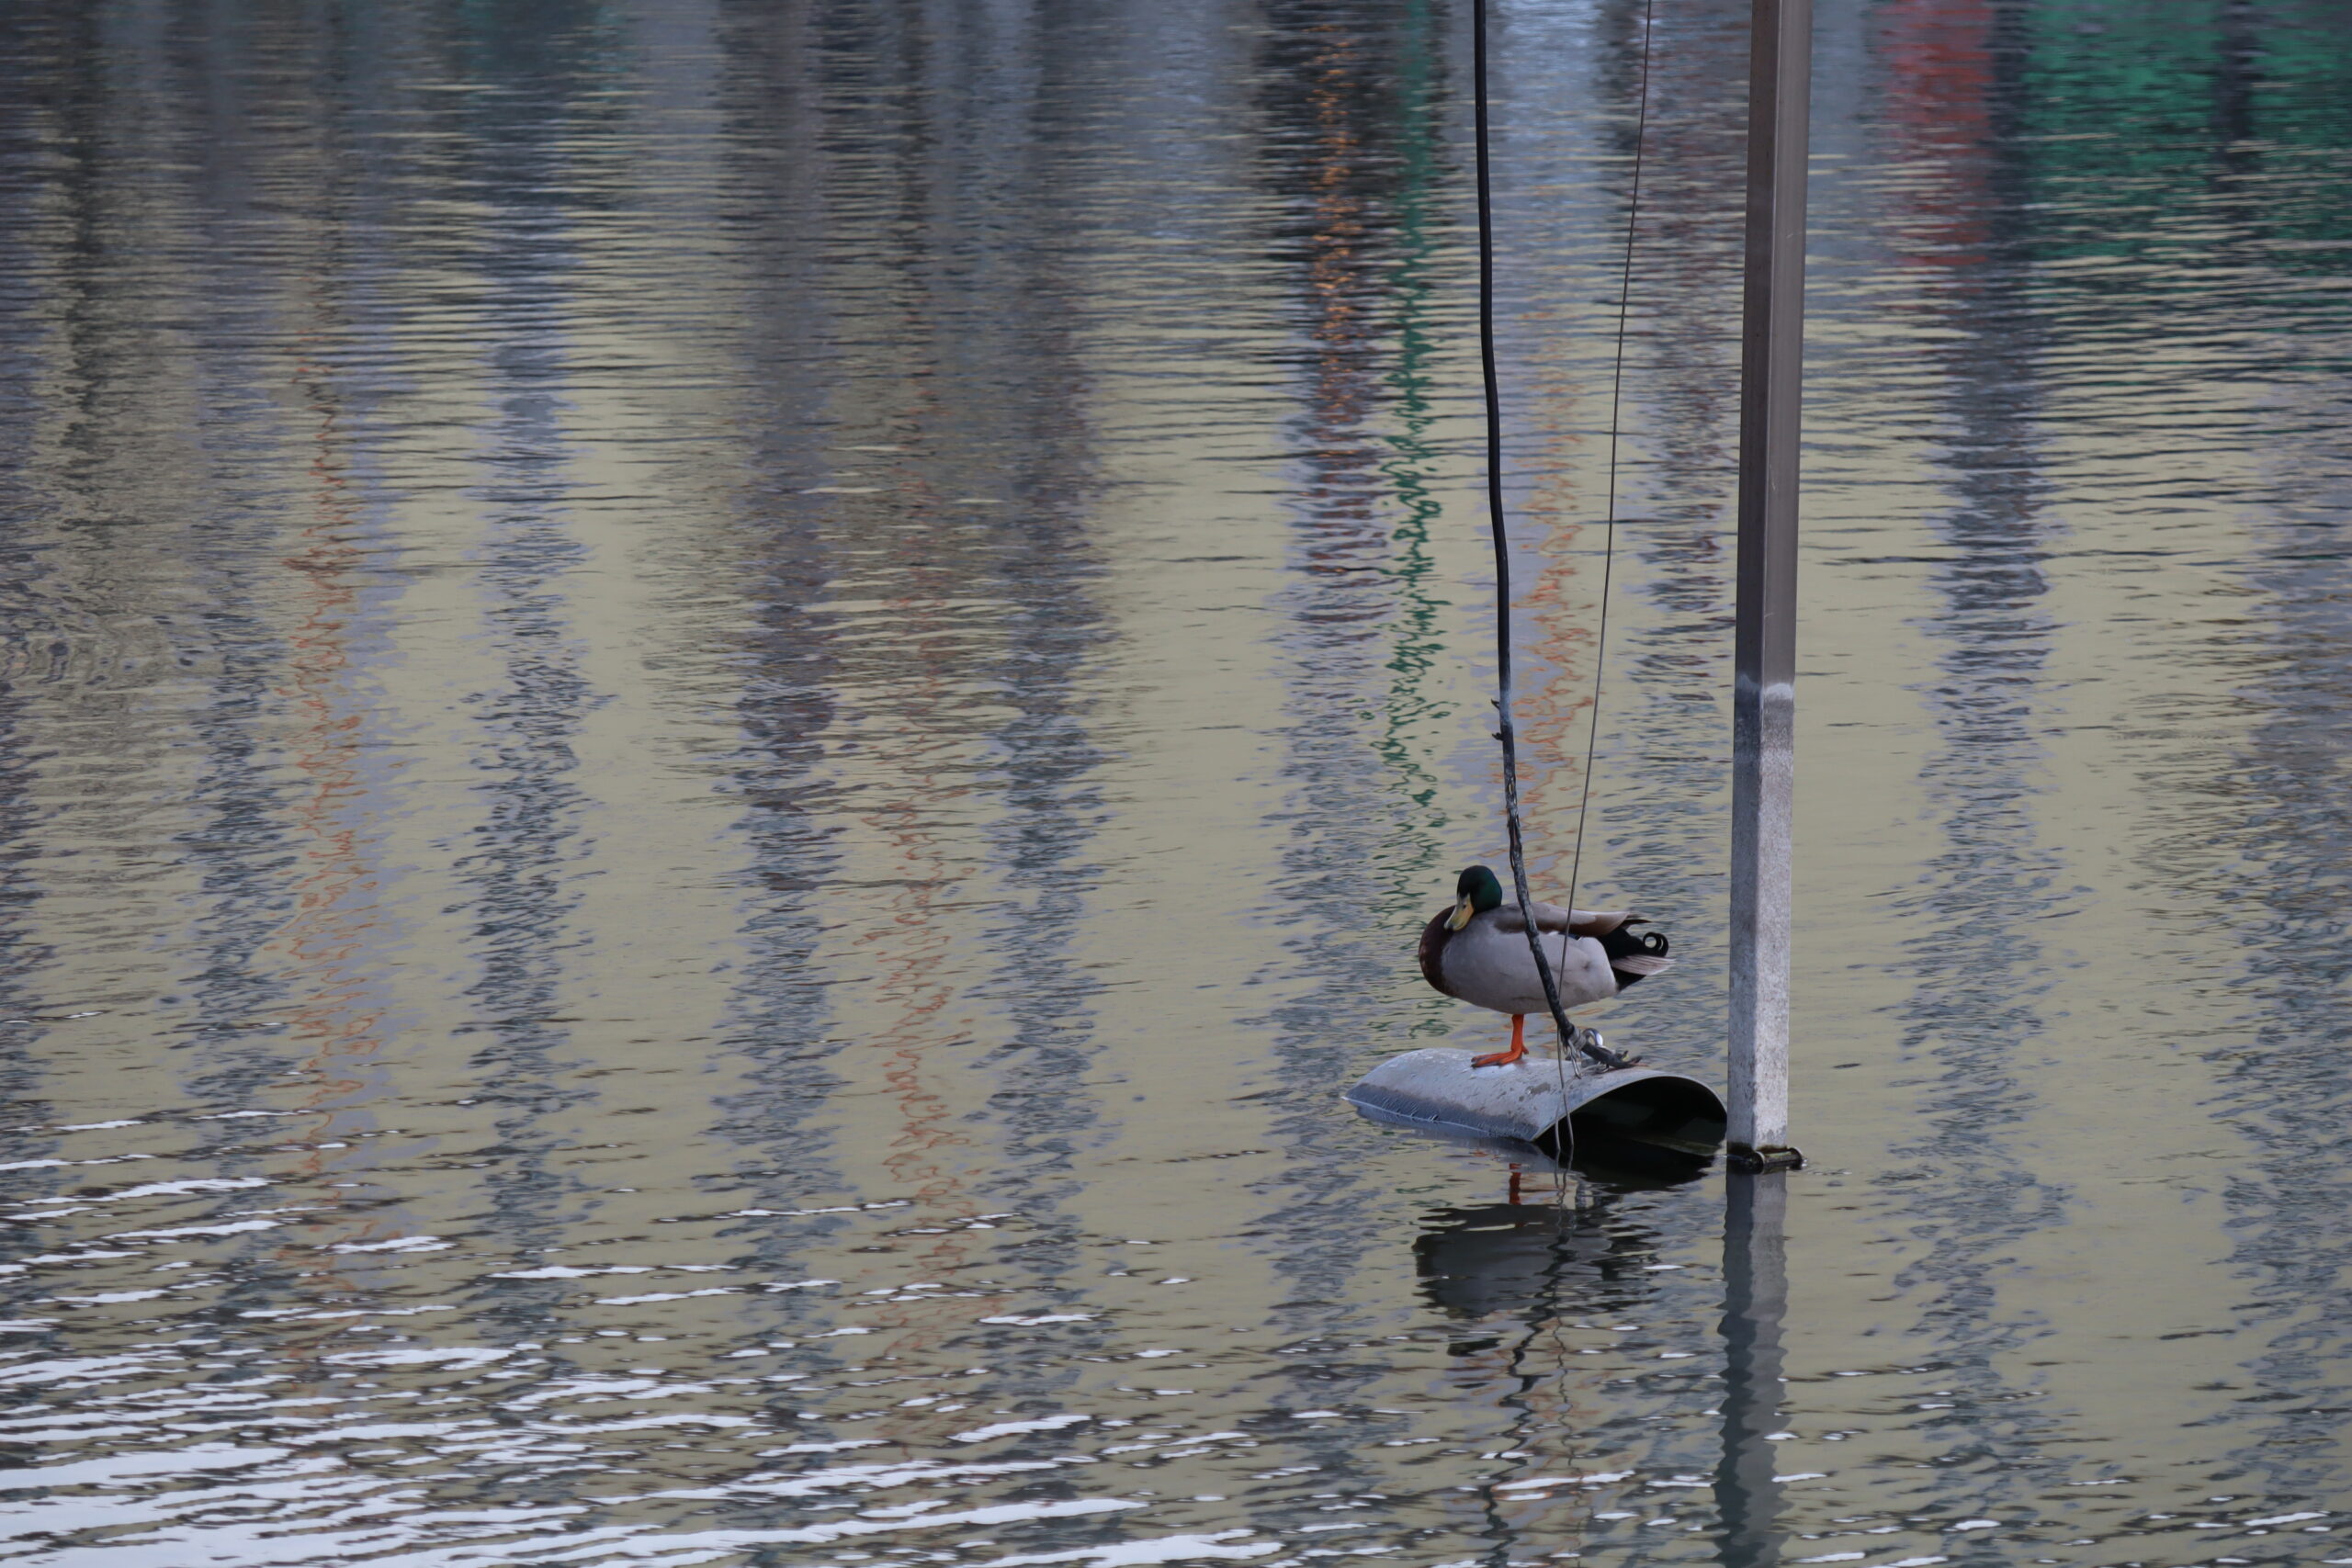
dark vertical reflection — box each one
[695,0,1125,1416]
[700,0,853,1325]
[0,5,74,1135]
[448,15,611,1267]
[953,16,1114,1257]
[0,672,46,1138]
[2119,0,2352,1503]
[1713,1173,1787,1568]
[169,2,314,1086]
[1870,0,2071,1500]
[2210,493,2352,1497]
[196,9,444,1327]
[1248,3,1438,1462]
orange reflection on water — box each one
[277,313,393,1136]
[261,278,413,1374]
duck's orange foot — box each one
[1471,1016,1529,1068]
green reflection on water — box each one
[1375,0,1460,959]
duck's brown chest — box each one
[1417,910,1459,998]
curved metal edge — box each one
[1564,1066,1727,1120]
[1346,1097,1578,1174]
[1550,1067,1728,1160]
[1343,1049,1726,1149]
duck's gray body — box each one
[1419,899,1670,1017]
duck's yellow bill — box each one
[1446,897,1475,931]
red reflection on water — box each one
[1877,0,1997,269]
[1289,20,1394,602]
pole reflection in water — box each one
[1714,1172,1790,1568]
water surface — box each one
[3,1,2352,1564]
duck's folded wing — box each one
[1491,902,1647,936]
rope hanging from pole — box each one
[1471,0,1653,1077]
[1565,0,1657,921]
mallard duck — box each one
[1418,864,1673,1067]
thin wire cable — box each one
[1472,0,1634,1086]
[1563,0,1657,924]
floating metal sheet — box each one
[1345,1048,1727,1163]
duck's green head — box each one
[1447,864,1505,931]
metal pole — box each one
[1728,0,1810,1170]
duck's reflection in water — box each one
[1412,1145,1698,1337]
[1416,1196,1650,1332]
[1412,1154,1792,1567]
[1411,1167,1678,1561]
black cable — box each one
[1474,0,1624,1077]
